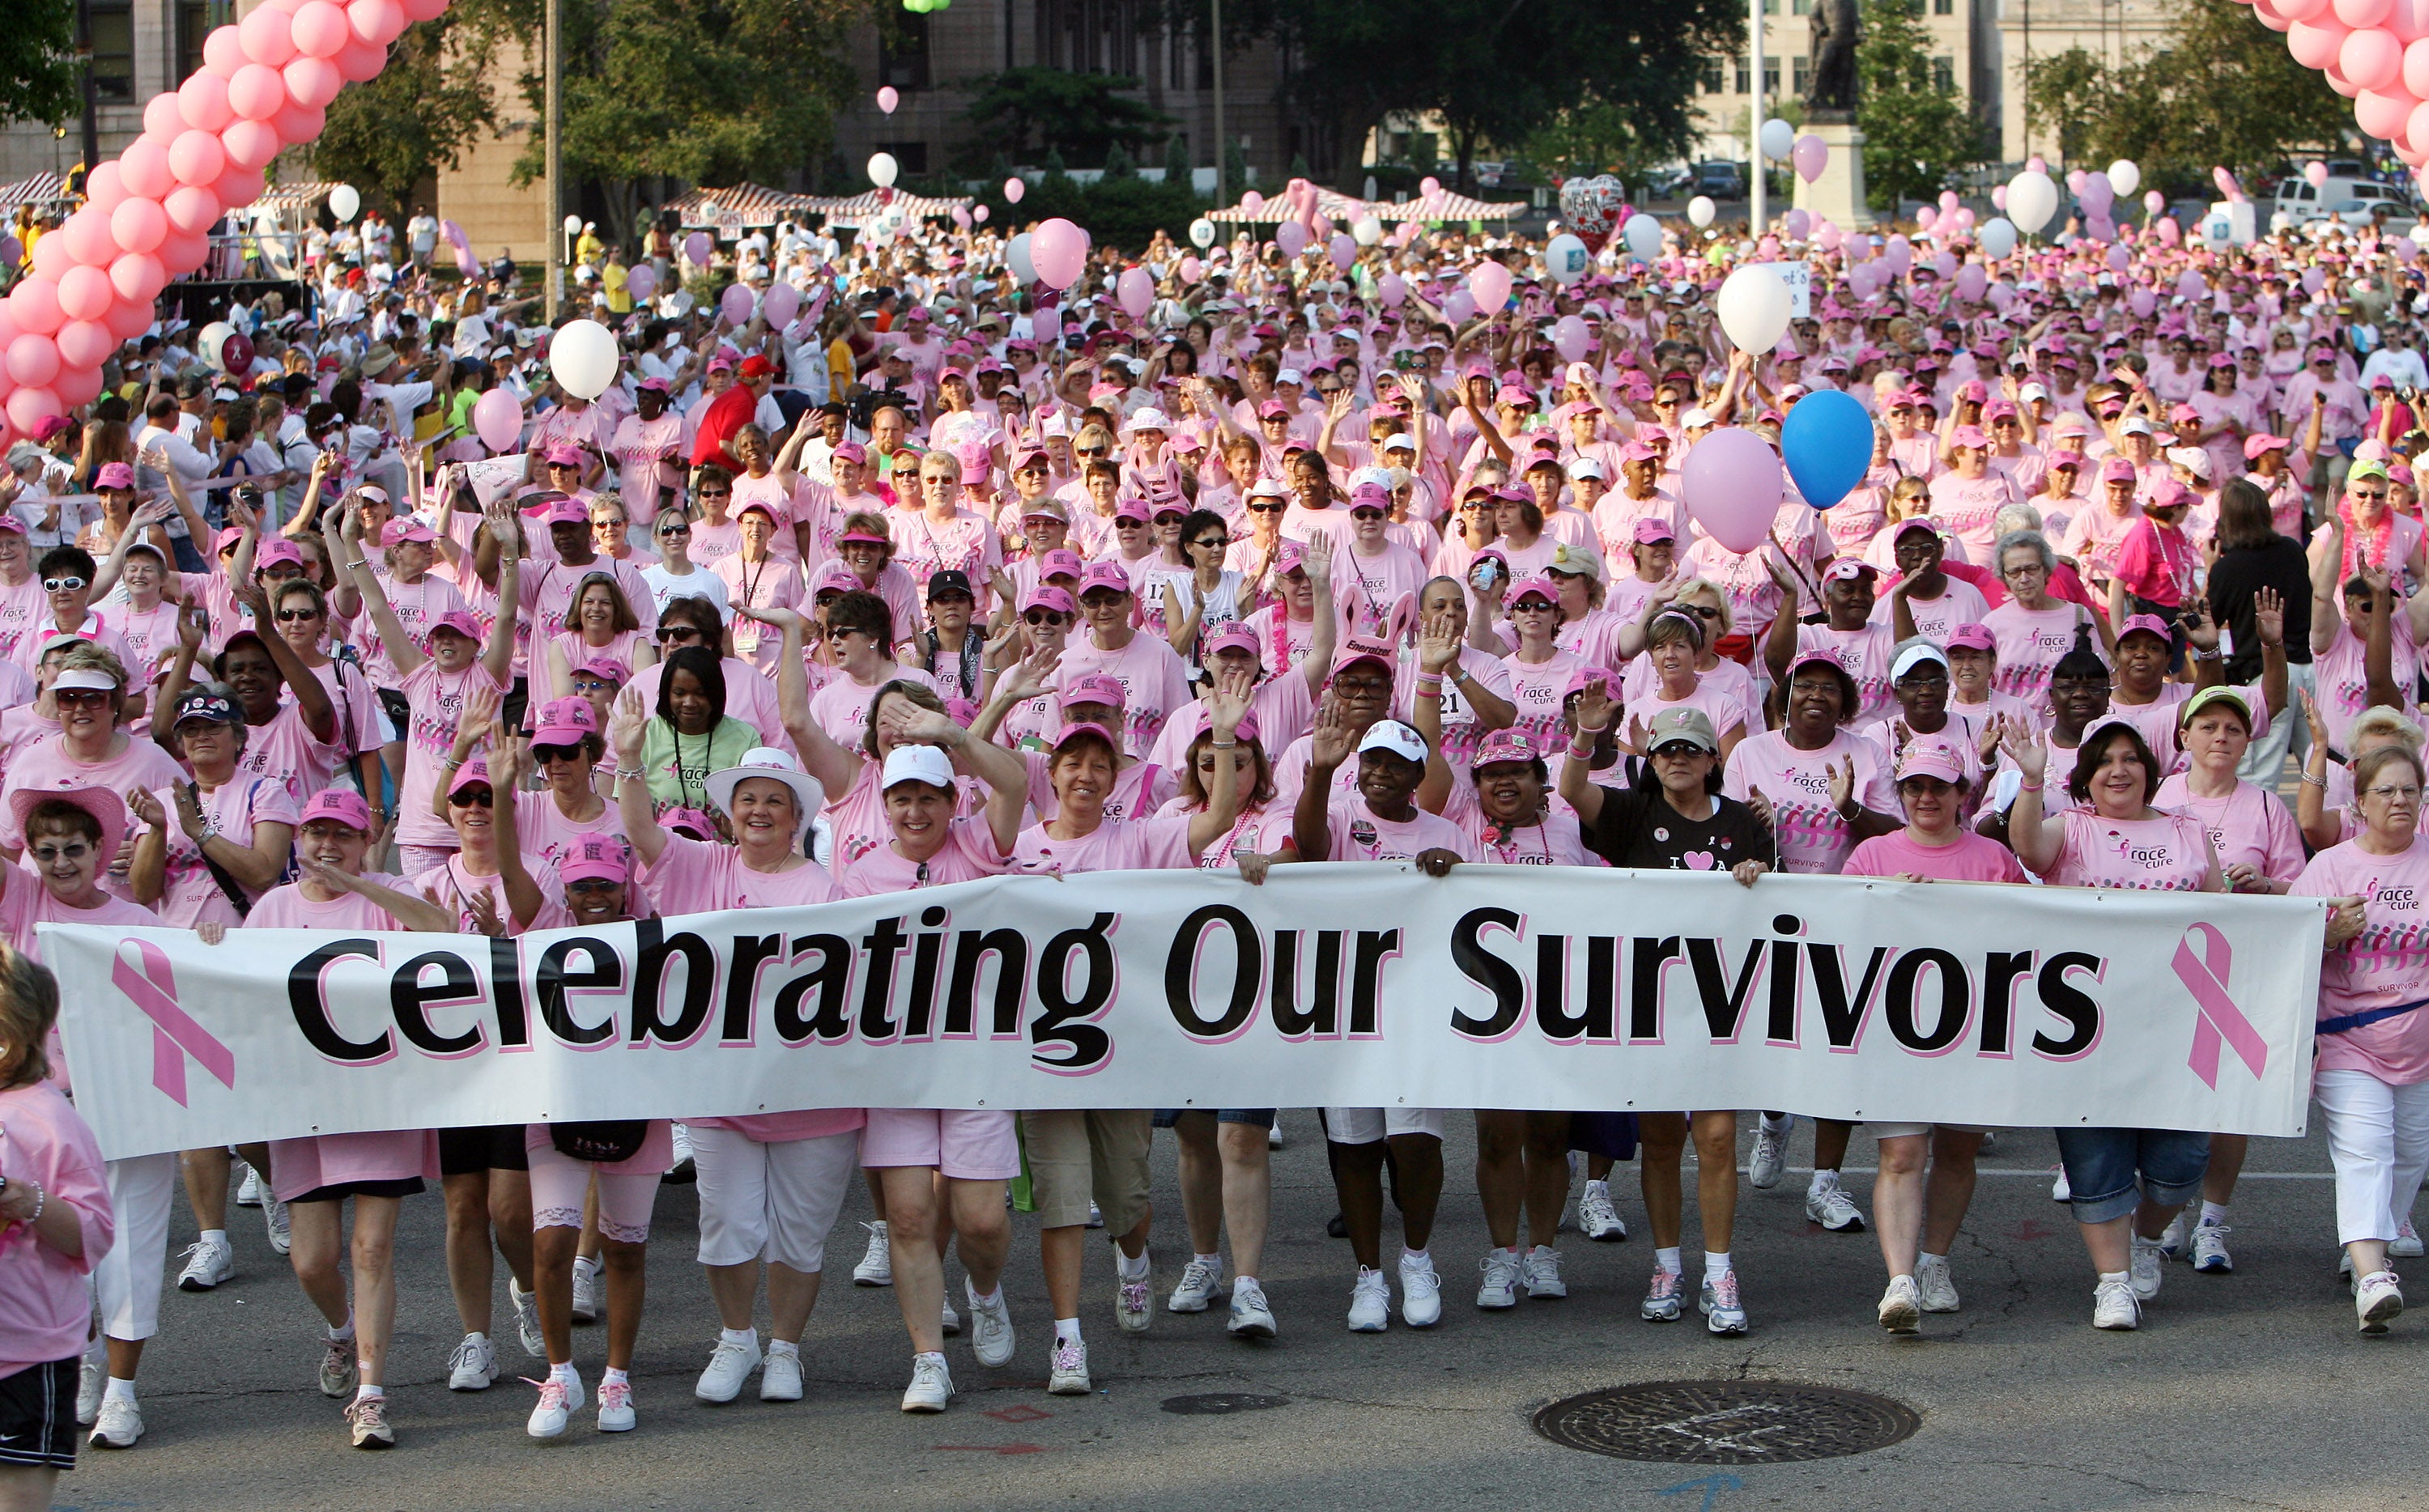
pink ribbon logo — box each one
[113,939,234,1107]
[2174,923,2268,1090]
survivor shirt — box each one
[1581,786,1776,874]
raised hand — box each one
[996,640,1061,703]
[1308,698,1355,770]
[2253,585,2286,646]
[1827,755,1855,812]
[1994,712,2046,782]
[609,684,649,764]
[455,681,501,745]
[1417,610,1462,676]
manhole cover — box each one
[1162,1392,1291,1415]
[1532,1380,1920,1463]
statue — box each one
[1807,0,1860,121]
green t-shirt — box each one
[640,715,760,814]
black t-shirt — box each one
[1583,784,1776,874]
[2206,536,2313,678]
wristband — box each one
[1210,738,1239,750]
[1568,738,1595,760]
[614,767,644,781]
[26,1182,43,1225]
[2018,779,2044,792]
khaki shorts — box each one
[1019,1109,1153,1233]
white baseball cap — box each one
[1356,720,1429,764]
[882,744,956,792]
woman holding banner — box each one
[2295,741,2429,1336]
[2001,716,2223,1331]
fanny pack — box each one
[2318,996,2429,1038]
[549,1121,649,1164]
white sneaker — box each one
[445,1333,497,1391]
[901,1353,953,1412]
[1576,1182,1628,1241]
[1115,1268,1153,1334]
[1748,1121,1789,1189]
[76,1355,102,1425]
[570,1256,602,1323]
[236,1163,264,1207]
[2192,1222,2235,1274]
[1168,1256,1229,1312]
[2051,1167,2072,1203]
[695,1334,761,1404]
[759,1346,803,1402]
[2129,1237,2166,1302]
[2156,1208,2193,1261]
[88,1393,142,1450]
[1268,1118,1284,1149]
[853,1221,892,1286]
[968,1280,1016,1367]
[1702,1271,1748,1336]
[1878,1275,1921,1334]
[667,1122,696,1182]
[1346,1268,1391,1331]
[526,1371,579,1439]
[1915,1254,1961,1313]
[1477,1248,1523,1309]
[941,1298,962,1337]
[1047,1336,1091,1394]
[2092,1276,2140,1330]
[2359,1269,2406,1333]
[595,1375,634,1433]
[511,1280,544,1357]
[1805,1182,1866,1232]
[319,1334,359,1397]
[176,1235,233,1291]
[1400,1251,1444,1327]
[264,1198,291,1256]
[1085,1200,1105,1230]
[2396,1220,2426,1259]
[1227,1278,1277,1339]
[1523,1245,1568,1300]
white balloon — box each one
[1979,218,2018,260]
[2107,159,2141,197]
[328,184,360,223]
[547,319,620,402]
[1759,118,1797,161]
[198,321,234,373]
[563,213,582,236]
[1623,215,1664,261]
[1189,218,1216,249]
[1352,214,1385,247]
[1006,231,1036,285]
[1542,232,1589,285]
[1716,265,1792,355]
[867,151,899,189]
[2005,170,2059,236]
[1688,195,1716,228]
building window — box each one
[87,0,135,104]
[1734,62,1750,93]
[876,141,928,176]
[1702,64,1725,94]
[1792,58,1810,96]
[1763,60,1779,95]
[1763,0,1778,12]
[178,3,220,85]
[1168,27,1185,89]
[881,12,931,90]
[1934,0,1955,12]
[1932,55,1955,91]
[1793,0,1810,13]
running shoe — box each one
[570,1255,602,1323]
[853,1221,892,1285]
[1523,1245,1568,1300]
[511,1280,544,1357]
[901,1353,952,1413]
[1227,1278,1277,1339]
[76,1355,102,1425]
[2358,1270,2405,1334]
[445,1333,496,1391]
[264,1198,291,1256]
[969,1281,1016,1366]
[1640,1269,1683,1322]
[2192,1223,2234,1274]
[320,1335,359,1398]
[2092,1276,2139,1330]
[1168,1256,1228,1313]
[1877,1275,1921,1335]
[941,1298,962,1336]
[2396,1219,2425,1258]
[1400,1251,1444,1327]
[694,1335,761,1404]
[87,1395,142,1450]
[1916,1254,1961,1313]
[525,1371,580,1439]
[1747,1122,1789,1189]
[345,1394,395,1449]
[1576,1182,1627,1242]
[1115,1270,1153,1334]
[595,1376,634,1433]
[236,1162,264,1207]
[1476,1248,1522,1309]
[1805,1183,1866,1232]
[2155,1209,2192,1261]
[1703,1272,1748,1335]
[760,1346,803,1402]
[176,1235,233,1291]
[2129,1237,2167,1302]
[1346,1268,1391,1331]
[1047,1337,1091,1395]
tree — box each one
[2023,0,2349,191]
[1857,0,1989,210]
[1,0,77,130]
[1525,100,1692,185]
[957,69,1177,172]
[1163,132,1191,184]
[315,10,508,221]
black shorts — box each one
[0,1357,79,1471]
[439,1125,530,1176]
[499,676,530,738]
[291,1176,426,1205]
[376,688,411,739]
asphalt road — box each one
[51,1117,2429,1512]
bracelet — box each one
[441,755,463,770]
[1415,673,1444,689]
[1568,738,1595,759]
[2301,771,2328,788]
[614,767,644,781]
[1210,738,1239,750]
[26,1181,43,1225]
[2018,780,2044,792]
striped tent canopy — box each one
[1206,188,1524,223]
[237,181,343,217]
[807,190,974,227]
[666,183,825,229]
[0,172,73,214]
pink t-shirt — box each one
[2153,774,2304,890]
[1984,601,2093,707]
[1501,647,1584,750]
[411,853,572,935]
[0,1082,113,1380]
[1010,813,1195,874]
[141,775,299,928]
[1844,828,2028,883]
[1797,622,1896,724]
[230,699,345,809]
[806,664,941,751]
[0,881,159,1092]
[713,554,807,673]
[1872,576,1992,648]
[1925,469,2022,560]
[2295,837,2429,1084]
[394,660,504,852]
[1060,633,1195,755]
[0,731,188,882]
[358,571,472,689]
[2316,618,2421,755]
[641,833,843,910]
[1722,728,1895,876]
[1316,796,1480,863]
[247,872,415,929]
[839,816,1010,895]
[2046,808,2214,891]
[513,791,626,873]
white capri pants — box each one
[691,1126,858,1272]
[93,1153,177,1343]
[527,1141,663,1246]
[2318,1068,2429,1246]
[1324,1107,1448,1145]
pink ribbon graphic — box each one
[2174,923,2268,1090]
[113,939,234,1107]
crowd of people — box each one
[6,185,2429,1495]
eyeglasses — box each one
[1025,609,1069,626]
[697,488,731,499]
[1680,605,1723,620]
[1334,673,1392,694]
[2366,785,2425,801]
[571,676,618,693]
[29,843,91,863]
[657,626,703,643]
[658,522,691,536]
[2001,563,2048,579]
[274,607,320,621]
[1350,508,1385,521]
[1248,501,1286,512]
[1193,536,1229,550]
[53,689,111,708]
[567,877,621,895]
[1074,447,1109,458]
[42,576,85,592]
[451,788,495,808]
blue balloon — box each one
[1778,389,1874,512]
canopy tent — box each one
[810,190,974,227]
[1205,188,1525,223]
[240,181,344,219]
[0,172,74,217]
[664,185,976,232]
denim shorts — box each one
[1153,1108,1277,1129]
[2053,1127,2210,1225]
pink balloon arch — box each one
[0,0,449,439]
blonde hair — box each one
[2350,706,2426,755]
[1669,575,1735,635]
[0,943,61,1089]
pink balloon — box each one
[624,264,657,302]
[1029,218,1088,290]
[1916,206,1938,231]
[1938,189,1961,213]
[283,54,342,108]
[764,282,802,327]
[84,163,127,217]
[1004,176,1025,204]
[1328,232,1356,271]
[220,117,282,172]
[400,0,449,19]
[5,389,63,435]
[61,209,116,267]
[1470,260,1512,312]
[270,98,326,142]
[216,165,266,210]
[1419,176,1442,197]
[2343,25,2404,86]
[144,94,186,141]
[1378,272,1406,307]
[1179,255,1201,282]
[1991,185,2008,210]
[1117,265,1155,318]
[472,388,523,454]
[5,334,61,389]
[2359,86,2415,138]
[334,35,386,82]
[1551,314,1590,363]
[1792,134,1828,184]
[1681,428,1785,553]
[1240,189,1263,213]
[28,234,68,282]
[683,231,711,265]
[179,70,235,133]
[204,24,249,77]
[292,0,351,57]
[1783,207,1810,239]
[240,3,297,66]
[2290,18,2353,69]
[228,62,287,121]
[2144,189,2167,214]
[159,226,209,273]
[168,129,227,188]
[2339,0,2394,25]
[109,251,167,304]
[109,197,168,255]
[1274,220,1308,258]
[719,282,754,325]
[2328,60,2363,94]
[876,85,899,113]
[2065,168,2087,193]
[350,0,408,45]
[972,205,988,223]
[53,320,113,370]
[52,366,104,409]
[2257,0,2296,26]
[1442,289,1475,324]
[56,266,113,324]
[2027,154,2048,173]
[105,296,156,342]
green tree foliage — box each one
[0,0,79,130]
[314,11,508,220]
[1857,0,1989,210]
[2023,0,2349,191]
[957,68,1177,171]
[975,176,1207,255]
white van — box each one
[2273,175,2407,226]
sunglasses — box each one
[698,488,732,499]
[658,521,691,536]
[53,688,111,707]
[657,626,703,642]
[274,607,320,622]
[1248,501,1286,512]
[567,877,621,894]
[1680,605,1723,619]
[42,576,85,592]
[1074,447,1109,458]
[450,788,495,808]
[1351,509,1385,521]
[1025,609,1069,626]
[533,742,586,764]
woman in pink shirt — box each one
[543,571,656,694]
[1623,605,1749,760]
[1843,737,2023,1335]
[1485,576,1585,750]
[0,947,115,1501]
[490,694,620,871]
[1983,530,2104,711]
[2003,716,2222,1331]
[229,788,452,1450]
[265,580,387,810]
[0,646,185,881]
[2308,540,2424,757]
[153,588,342,813]
[2295,743,2429,1334]
[1927,426,2023,563]
[805,589,938,750]
[1725,652,1900,876]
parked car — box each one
[1642,164,1692,201]
[2274,175,2408,224]
[1693,161,1746,199]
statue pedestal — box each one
[1792,120,1871,231]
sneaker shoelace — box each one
[598,1380,630,1410]
[523,1377,568,1411]
[1710,1273,1741,1308]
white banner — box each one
[45,867,2325,1159]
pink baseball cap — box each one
[1330,635,1396,677]
[525,494,590,526]
[95,462,137,491]
[1950,424,1989,450]
[1205,622,1261,657]
[543,442,585,467]
[1075,561,1134,597]
[528,696,601,747]
[557,831,629,886]
[381,517,438,546]
[428,609,486,642]
[1474,728,1547,768]
[1112,497,1153,525]
[660,807,717,841]
[1037,547,1083,580]
[810,562,863,597]
[2099,458,2138,483]
[2048,450,2087,471]
[1349,482,1392,511]
[447,755,496,797]
[1019,584,1075,615]
[1943,622,1997,653]
[297,788,374,832]
[830,440,868,465]
[1506,575,1559,607]
[2244,432,2290,459]
[1057,673,1129,710]
[1632,517,1677,545]
[1826,559,1879,584]
[253,539,306,571]
[2119,613,2173,643]
[1895,737,1967,785]
[1052,720,1122,752]
[567,652,628,685]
